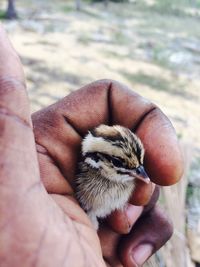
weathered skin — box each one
[0,24,183,267]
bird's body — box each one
[76,125,149,229]
[76,161,134,228]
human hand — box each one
[0,24,183,267]
[32,78,183,267]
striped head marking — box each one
[82,125,149,183]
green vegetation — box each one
[151,0,187,16]
[145,0,200,16]
[152,45,172,69]
[122,71,172,92]
[122,71,189,98]
[81,8,102,18]
[77,34,91,45]
[60,4,75,13]
[0,10,6,19]
[113,30,129,45]
[102,49,127,59]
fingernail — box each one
[151,183,156,194]
[126,204,143,227]
[132,244,153,266]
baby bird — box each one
[75,124,150,230]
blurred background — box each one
[0,0,200,266]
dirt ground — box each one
[1,0,200,167]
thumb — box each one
[0,25,40,196]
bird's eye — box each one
[100,153,124,168]
[111,157,124,168]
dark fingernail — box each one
[126,204,143,227]
[132,244,153,266]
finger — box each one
[108,80,183,186]
[0,26,25,83]
[98,223,123,267]
[136,108,183,185]
[36,144,74,194]
[119,206,173,267]
[32,79,183,195]
[0,26,30,125]
[107,204,143,234]
[0,25,39,192]
[32,80,111,190]
[142,185,160,214]
[129,181,155,206]
[106,186,159,234]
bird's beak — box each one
[129,166,150,184]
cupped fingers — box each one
[129,181,155,206]
[106,204,143,234]
[106,186,159,234]
[98,223,123,267]
[119,205,173,267]
[108,81,183,186]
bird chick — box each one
[75,124,150,230]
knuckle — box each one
[0,77,26,93]
[151,205,174,245]
[0,77,30,128]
